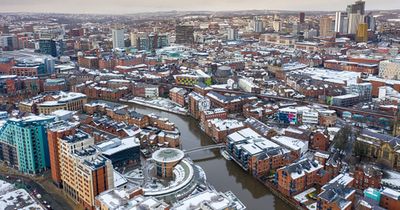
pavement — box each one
[0,163,81,210]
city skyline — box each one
[0,0,399,14]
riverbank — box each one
[118,100,292,210]
[120,97,188,116]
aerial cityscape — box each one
[0,0,400,210]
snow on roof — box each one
[271,135,308,154]
[98,137,140,156]
[172,190,231,210]
[382,188,400,200]
[327,173,354,187]
[0,182,44,210]
[113,170,127,188]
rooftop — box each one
[152,148,185,163]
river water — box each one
[128,103,291,210]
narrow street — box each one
[0,164,78,210]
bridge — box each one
[183,143,225,154]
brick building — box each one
[169,87,187,106]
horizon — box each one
[0,0,399,15]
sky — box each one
[0,0,399,14]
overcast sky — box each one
[0,0,398,14]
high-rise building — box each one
[347,0,365,15]
[299,12,305,23]
[0,35,18,51]
[130,32,137,48]
[47,121,78,187]
[335,12,348,34]
[0,116,54,174]
[134,32,169,51]
[227,28,239,41]
[356,23,368,42]
[253,17,264,33]
[56,130,114,209]
[348,13,365,34]
[365,15,376,31]
[112,29,125,49]
[175,25,194,45]
[319,16,335,37]
[273,20,282,32]
[345,1,366,34]
[39,39,64,57]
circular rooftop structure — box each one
[152,148,185,164]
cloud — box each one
[0,0,398,14]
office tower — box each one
[365,15,376,31]
[39,39,64,57]
[253,17,264,33]
[227,28,239,41]
[335,12,349,34]
[130,32,137,48]
[0,116,54,174]
[299,12,305,23]
[0,35,18,51]
[319,16,335,37]
[175,25,194,45]
[112,28,125,49]
[356,23,368,42]
[135,33,169,51]
[348,13,365,34]
[345,1,366,34]
[292,22,301,35]
[347,0,365,15]
[273,20,282,32]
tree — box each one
[333,125,352,153]
[353,140,368,162]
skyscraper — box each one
[227,28,239,41]
[299,12,305,24]
[348,13,365,34]
[319,16,335,38]
[365,15,376,31]
[273,20,282,32]
[175,25,194,45]
[112,28,125,49]
[346,0,365,15]
[335,12,348,34]
[253,17,264,33]
[346,1,366,34]
[356,23,368,42]
[39,39,64,57]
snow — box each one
[0,181,43,210]
[172,190,231,210]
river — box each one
[128,103,291,210]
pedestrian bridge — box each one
[184,143,225,154]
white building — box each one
[335,12,348,34]
[273,20,282,32]
[112,29,125,49]
[302,110,319,125]
[348,13,364,34]
[227,28,239,41]
[379,59,400,80]
[238,78,259,93]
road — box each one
[0,165,77,210]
